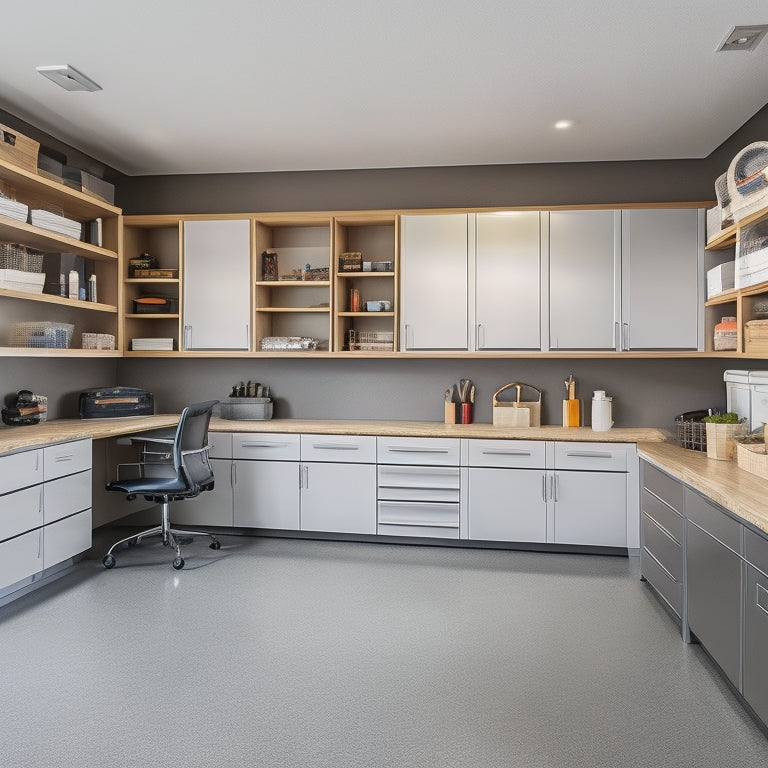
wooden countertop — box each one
[0,416,666,456]
[638,441,768,536]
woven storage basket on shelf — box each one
[715,172,734,227]
[0,243,44,272]
[10,321,74,349]
[705,421,747,461]
[727,142,768,223]
[736,442,768,480]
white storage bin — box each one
[707,261,735,298]
[735,219,768,289]
[706,205,724,244]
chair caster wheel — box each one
[172,556,185,570]
[210,540,221,550]
[103,554,116,569]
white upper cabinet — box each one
[475,212,541,350]
[401,214,469,350]
[548,210,621,350]
[183,219,251,350]
[620,208,702,350]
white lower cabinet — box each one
[1,439,92,595]
[466,439,632,548]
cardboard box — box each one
[62,166,115,204]
[707,261,735,298]
[0,123,40,173]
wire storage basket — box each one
[81,332,115,350]
[674,417,707,452]
[10,321,75,349]
[0,243,44,272]
[347,330,394,351]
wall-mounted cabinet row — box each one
[121,207,704,357]
[400,208,704,352]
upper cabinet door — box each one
[621,209,702,350]
[475,212,541,350]
[548,210,620,350]
[400,214,469,350]
[183,219,251,350]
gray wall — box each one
[117,356,741,429]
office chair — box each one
[103,400,221,570]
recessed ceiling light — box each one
[36,65,102,92]
[717,25,768,52]
[554,120,574,130]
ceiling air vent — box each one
[717,25,768,52]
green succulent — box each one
[702,412,740,424]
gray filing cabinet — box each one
[640,461,686,623]
[743,529,768,725]
[685,487,743,690]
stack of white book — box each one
[0,192,28,222]
[131,338,174,351]
[30,209,82,239]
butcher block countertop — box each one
[0,417,668,455]
[638,440,768,537]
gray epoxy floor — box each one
[1,533,767,768]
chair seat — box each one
[106,475,194,497]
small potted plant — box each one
[702,412,746,461]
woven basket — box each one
[705,421,746,461]
[736,442,768,480]
[727,142,768,223]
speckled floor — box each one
[1,534,767,768]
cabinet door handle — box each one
[622,322,629,350]
[477,323,485,350]
[757,583,768,616]
[405,324,413,348]
[303,465,309,489]
[542,475,547,502]
[184,325,192,348]
[231,462,237,486]
[553,474,559,502]
[614,322,620,351]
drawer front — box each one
[300,434,376,463]
[233,433,300,461]
[745,528,768,576]
[642,461,683,512]
[377,500,459,538]
[208,431,233,459]
[466,439,546,468]
[44,470,92,524]
[0,529,42,589]
[641,544,683,618]
[377,465,460,502]
[0,449,43,494]
[641,488,684,544]
[44,439,91,480]
[377,437,460,466]
[43,509,92,568]
[642,511,683,583]
[553,441,628,472]
[0,485,43,541]
[684,487,742,554]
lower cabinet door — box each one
[0,529,43,589]
[301,462,376,534]
[43,510,92,569]
[170,459,234,526]
[234,460,300,530]
[743,564,768,725]
[686,520,742,688]
[467,467,547,542]
[553,470,627,547]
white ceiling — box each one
[1,1,767,176]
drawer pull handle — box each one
[387,447,450,454]
[379,484,458,491]
[565,451,613,459]
[757,583,768,616]
[241,442,291,449]
[378,520,458,529]
[481,449,532,456]
[55,454,74,462]
[311,443,360,450]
